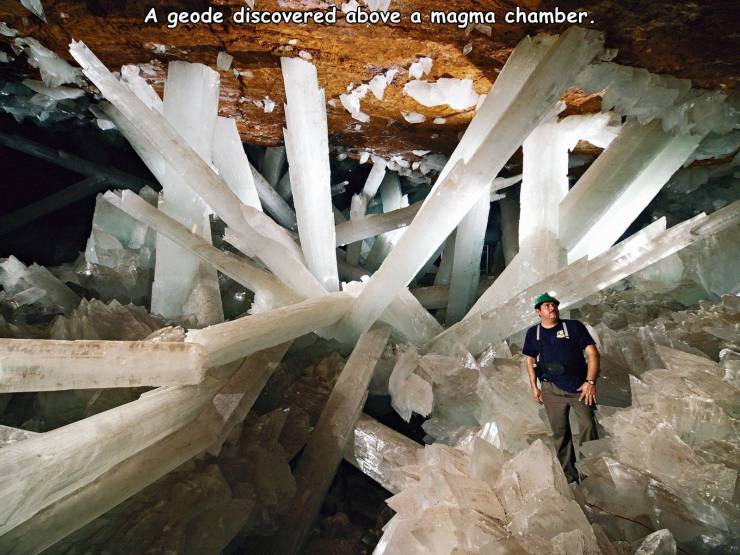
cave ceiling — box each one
[0,0,737,157]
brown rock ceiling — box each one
[0,0,737,156]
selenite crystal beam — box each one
[0,131,151,192]
[0,345,291,554]
[366,173,407,271]
[212,117,262,211]
[69,42,324,299]
[150,61,223,326]
[281,56,339,291]
[468,116,569,317]
[0,176,109,236]
[411,278,494,310]
[249,160,299,231]
[334,201,422,246]
[499,195,519,264]
[107,189,438,345]
[261,146,287,187]
[362,157,387,198]
[0,375,227,535]
[346,193,368,266]
[186,292,353,367]
[343,413,421,495]
[272,324,392,554]
[427,201,739,355]
[104,191,301,309]
[561,119,702,262]
[445,185,491,325]
[0,339,207,392]
[339,27,604,339]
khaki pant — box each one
[541,381,598,483]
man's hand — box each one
[577,382,597,406]
[532,386,543,404]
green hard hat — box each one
[534,293,560,309]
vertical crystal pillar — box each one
[151,62,223,326]
[445,186,491,324]
[281,57,340,291]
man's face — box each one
[536,301,559,321]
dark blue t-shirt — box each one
[522,319,595,393]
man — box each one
[522,293,599,483]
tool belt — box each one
[535,361,566,379]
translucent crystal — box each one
[341,28,604,341]
[212,117,262,210]
[270,324,391,553]
[0,255,79,315]
[0,338,207,392]
[281,57,339,291]
[561,120,702,263]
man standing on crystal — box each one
[522,293,599,483]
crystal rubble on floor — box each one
[70,42,324,301]
[468,112,615,318]
[271,324,392,554]
[343,413,421,495]
[0,255,80,321]
[560,119,703,263]
[427,201,739,356]
[104,190,302,312]
[577,346,739,553]
[83,187,157,305]
[49,297,166,340]
[375,438,604,554]
[340,27,605,341]
[388,346,433,423]
[148,61,223,327]
[0,343,292,554]
[281,57,340,291]
[0,338,207,392]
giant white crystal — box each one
[281,57,339,291]
[339,28,604,340]
[0,338,207,392]
[561,119,702,262]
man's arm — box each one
[526,356,542,404]
[578,344,600,405]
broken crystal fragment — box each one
[403,78,479,110]
[216,51,233,71]
[0,255,80,315]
